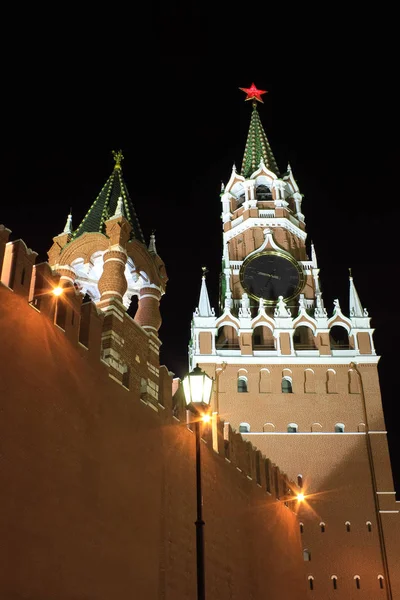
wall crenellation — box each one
[0,226,298,509]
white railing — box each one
[259,210,275,218]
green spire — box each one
[241,102,280,178]
[71,150,145,244]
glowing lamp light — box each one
[297,493,305,502]
[182,366,213,414]
[202,414,211,424]
[52,286,63,296]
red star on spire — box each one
[239,83,268,103]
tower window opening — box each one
[300,522,304,534]
[297,474,303,488]
[237,376,248,393]
[287,423,298,433]
[320,522,325,533]
[293,325,316,350]
[329,325,350,349]
[378,576,384,589]
[354,576,360,589]
[282,377,292,393]
[367,521,372,532]
[239,422,250,433]
[20,268,26,285]
[345,521,351,532]
[303,549,311,561]
[332,576,338,590]
[335,423,345,433]
[308,576,314,591]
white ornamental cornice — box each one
[223,216,307,244]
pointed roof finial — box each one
[196,267,215,317]
[240,90,279,177]
[239,83,268,104]
[349,269,367,317]
[148,229,157,254]
[63,212,73,234]
[112,149,124,170]
[287,162,292,173]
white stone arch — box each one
[263,422,275,432]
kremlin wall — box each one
[0,224,306,599]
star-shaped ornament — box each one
[239,83,268,103]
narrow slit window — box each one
[367,521,372,532]
[378,576,384,589]
[308,577,314,591]
[346,521,351,532]
[355,576,360,589]
[332,576,338,590]
[300,522,304,534]
[320,522,325,533]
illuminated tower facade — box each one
[47,150,168,399]
[190,85,400,599]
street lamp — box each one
[182,365,213,600]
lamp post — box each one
[182,365,213,600]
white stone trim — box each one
[192,354,380,365]
[223,217,307,243]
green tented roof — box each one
[72,152,145,244]
[241,103,280,178]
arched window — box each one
[253,325,275,350]
[332,576,338,590]
[303,549,311,561]
[297,474,303,488]
[293,325,316,350]
[282,377,292,393]
[239,423,250,433]
[345,521,351,532]
[335,423,345,433]
[238,376,248,393]
[320,522,325,533]
[378,575,384,589]
[354,576,360,589]
[287,423,298,433]
[308,576,314,590]
[216,324,240,349]
[366,521,372,532]
[299,522,304,534]
[329,325,350,349]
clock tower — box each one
[190,85,400,598]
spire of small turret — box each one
[239,84,280,178]
[63,212,73,234]
[311,241,318,267]
[349,269,367,317]
[71,150,145,244]
[148,230,157,254]
[196,267,215,317]
[113,196,124,218]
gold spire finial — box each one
[112,149,124,170]
[202,266,208,278]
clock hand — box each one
[256,271,281,280]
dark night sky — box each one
[1,55,399,494]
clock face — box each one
[240,251,304,304]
